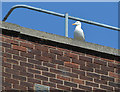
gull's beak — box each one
[72,23,76,25]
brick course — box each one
[2,29,120,92]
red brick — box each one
[95,69,108,75]
[28,48,41,55]
[20,81,33,87]
[100,84,113,91]
[13,74,26,81]
[64,62,79,69]
[13,45,27,52]
[2,52,12,58]
[35,55,52,62]
[42,71,55,78]
[50,78,63,84]
[79,84,92,91]
[4,38,18,45]
[94,79,107,85]
[51,60,64,65]
[13,55,26,61]
[72,78,84,84]
[42,51,56,59]
[13,84,27,90]
[20,71,33,78]
[35,65,48,71]
[87,72,100,79]
[50,49,63,55]
[101,75,114,82]
[2,62,11,68]
[109,72,119,78]
[57,65,71,72]
[57,75,70,81]
[42,81,56,88]
[28,59,41,65]
[35,74,48,81]
[13,65,26,72]
[20,52,34,58]
[57,84,70,91]
[86,62,100,69]
[80,66,93,72]
[2,72,11,78]
[6,58,18,65]
[72,69,85,76]
[79,55,92,63]
[5,48,19,55]
[20,42,34,49]
[57,55,70,62]
[72,59,85,66]
[43,62,56,68]
[101,65,114,72]
[108,62,119,68]
[80,75,93,81]
[64,52,78,59]
[28,68,41,74]
[5,68,20,75]
[5,78,19,84]
[64,81,77,87]
[35,45,48,52]
[2,42,11,48]
[86,81,99,87]
[20,62,34,68]
[94,59,107,66]
[28,78,41,84]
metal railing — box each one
[2,4,120,37]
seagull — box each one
[72,21,85,41]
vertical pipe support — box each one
[65,13,68,37]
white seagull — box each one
[72,21,85,41]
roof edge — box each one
[1,21,120,56]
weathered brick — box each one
[13,45,27,52]
[35,74,48,81]
[64,62,79,69]
[43,62,56,68]
[20,42,34,49]
[72,69,85,76]
[20,71,33,78]
[100,84,113,91]
[20,81,33,87]
[13,84,27,90]
[72,59,85,66]
[94,59,107,66]
[50,68,63,74]
[28,68,41,74]
[5,68,20,75]
[28,48,41,55]
[58,65,71,72]
[5,78,19,84]
[28,78,41,84]
[72,88,85,92]
[50,49,63,55]
[2,42,11,48]
[28,59,41,65]
[51,60,64,65]
[35,65,48,71]
[42,71,55,78]
[20,52,34,58]
[95,69,108,75]
[93,88,107,92]
[2,62,11,68]
[86,81,99,87]
[87,72,100,79]
[50,78,63,84]
[109,72,119,78]
[42,81,56,88]
[94,79,107,85]
[109,81,120,88]
[79,55,92,63]
[80,66,93,72]
[35,55,51,62]
[72,78,84,84]
[20,62,34,68]
[108,62,119,68]
[80,75,93,81]
[2,72,11,78]
[57,84,70,91]
[42,51,56,59]
[57,75,70,81]
[3,81,11,88]
[79,84,92,91]
[13,74,26,81]
[64,81,77,87]
[6,58,18,65]
[4,38,18,45]
[13,65,26,72]
[2,52,12,58]
[86,62,100,69]
[101,75,114,82]
[64,52,78,59]
[57,55,70,62]
[13,55,26,61]
[101,65,114,72]
[5,48,19,55]
[35,45,48,52]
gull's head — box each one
[72,21,81,26]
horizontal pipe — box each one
[2,4,120,31]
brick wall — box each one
[2,29,120,92]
